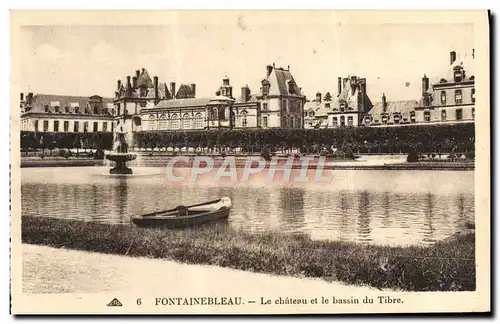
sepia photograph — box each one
[9,10,490,314]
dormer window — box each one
[394,113,401,124]
[140,86,147,97]
[339,102,346,112]
[54,106,60,113]
[75,107,80,114]
[261,80,270,96]
[410,111,416,123]
[325,103,330,109]
[44,105,49,113]
[453,66,464,83]
[287,80,295,94]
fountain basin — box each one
[105,153,137,175]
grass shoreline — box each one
[21,216,475,291]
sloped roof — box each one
[266,67,303,97]
[137,69,154,88]
[368,99,418,120]
[304,100,330,117]
[152,97,211,110]
[158,82,172,100]
[25,94,114,115]
[176,84,195,99]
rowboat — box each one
[131,197,232,229]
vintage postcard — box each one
[10,10,490,314]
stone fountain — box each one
[105,126,137,175]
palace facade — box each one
[136,64,307,131]
[20,93,115,133]
[304,75,373,128]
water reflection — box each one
[21,167,475,246]
[357,191,372,244]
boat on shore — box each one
[131,197,232,229]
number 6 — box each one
[137,298,142,306]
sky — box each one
[18,12,474,103]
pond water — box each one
[21,166,475,246]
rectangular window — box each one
[472,108,475,119]
[83,122,89,132]
[93,122,98,132]
[410,112,416,123]
[456,109,463,120]
[325,103,330,109]
[471,88,475,103]
[262,103,268,111]
[340,116,345,127]
[43,120,49,132]
[347,116,354,126]
[74,121,79,132]
[282,100,287,112]
[262,116,268,128]
[441,91,446,105]
[455,90,463,104]
[111,123,114,132]
[102,122,108,132]
[424,111,431,122]
[53,120,59,132]
[34,120,39,132]
[64,121,69,132]
[332,117,338,126]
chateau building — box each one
[413,49,475,124]
[139,63,306,131]
[304,75,373,128]
[365,49,475,126]
[20,93,114,133]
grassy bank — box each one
[21,216,475,291]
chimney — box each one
[266,65,273,77]
[421,74,429,94]
[382,93,387,112]
[472,48,475,59]
[170,82,176,99]
[27,92,33,104]
[142,68,145,73]
[132,76,138,89]
[117,79,121,90]
[153,76,159,98]
[337,77,342,96]
[20,92,24,101]
[450,50,456,65]
[241,85,250,102]
[359,79,366,111]
[126,76,132,96]
[135,70,140,79]
[287,65,290,71]
[350,76,357,96]
[316,92,322,103]
[190,83,196,97]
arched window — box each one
[441,91,446,105]
[170,114,179,130]
[441,110,447,121]
[147,115,157,130]
[239,111,247,128]
[159,114,168,130]
[194,113,203,129]
[182,113,191,130]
